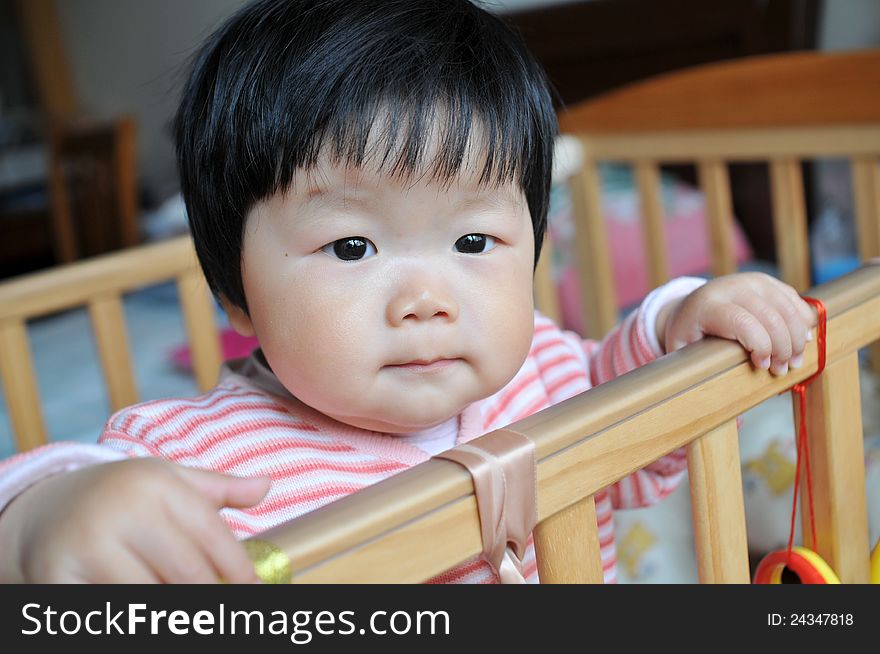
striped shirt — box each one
[0,277,705,583]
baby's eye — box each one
[321,237,377,261]
[454,233,497,254]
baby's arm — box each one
[580,272,814,509]
[579,277,705,508]
[0,424,268,583]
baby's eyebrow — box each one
[452,189,523,212]
[301,185,377,210]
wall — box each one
[52,0,877,202]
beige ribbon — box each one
[434,429,538,584]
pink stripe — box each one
[427,558,489,584]
[530,335,568,357]
[597,332,615,383]
[633,315,655,364]
[483,372,539,427]
[215,456,406,479]
[99,431,163,456]
[150,388,283,432]
[632,474,645,506]
[162,420,327,459]
[512,394,549,423]
[535,351,580,373]
[152,405,311,448]
[545,370,585,398]
[205,438,363,469]
[628,319,644,367]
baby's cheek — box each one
[475,298,534,393]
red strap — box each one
[786,296,826,563]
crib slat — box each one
[177,269,222,392]
[0,320,48,451]
[852,156,880,373]
[687,420,750,583]
[796,352,870,583]
[634,160,669,288]
[569,145,618,338]
[533,234,562,325]
[697,159,737,278]
[533,495,604,583]
[88,293,138,411]
[852,156,880,260]
[769,158,811,292]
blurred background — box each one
[1,0,879,278]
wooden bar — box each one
[569,145,618,338]
[533,235,562,325]
[769,158,811,292]
[584,126,880,162]
[687,420,750,583]
[0,320,47,451]
[796,352,870,583]
[634,160,669,288]
[852,156,880,372]
[852,156,880,261]
[253,265,880,582]
[0,236,197,323]
[697,159,737,277]
[114,117,140,249]
[533,495,604,583]
[177,269,222,392]
[46,127,78,263]
[88,293,138,411]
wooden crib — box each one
[245,264,880,583]
[0,235,221,452]
[0,232,877,583]
[536,49,880,354]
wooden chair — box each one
[535,49,880,350]
[47,116,141,263]
[245,264,880,583]
[0,235,221,452]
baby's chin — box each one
[331,408,464,434]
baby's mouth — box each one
[385,358,462,372]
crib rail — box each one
[538,125,880,343]
[0,235,221,451]
[247,263,880,583]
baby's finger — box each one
[80,542,161,583]
[768,277,815,332]
[128,515,223,583]
[738,299,792,374]
[174,466,271,510]
[166,494,260,584]
[763,284,808,362]
[695,301,772,369]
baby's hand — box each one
[0,458,270,583]
[658,272,815,376]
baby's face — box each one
[230,163,536,433]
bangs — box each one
[273,79,535,193]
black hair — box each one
[175,0,557,311]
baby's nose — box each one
[387,287,459,326]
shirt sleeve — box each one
[580,276,707,509]
[0,414,160,515]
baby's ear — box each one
[220,297,256,337]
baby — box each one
[0,0,813,583]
